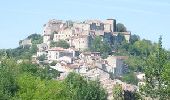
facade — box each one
[104,19,116,32]
[43,19,65,35]
[73,23,90,31]
[53,28,74,42]
[112,32,131,42]
[47,47,78,61]
[71,35,91,50]
[106,56,128,76]
[43,34,51,43]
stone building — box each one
[106,56,128,76]
[43,19,65,35]
[47,47,78,62]
[103,19,116,32]
[37,43,48,57]
[42,19,131,51]
[112,31,131,42]
[19,39,32,47]
[53,28,74,42]
[73,23,90,31]
[71,35,92,50]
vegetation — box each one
[116,23,127,32]
[0,59,107,100]
[0,26,170,99]
[122,72,138,85]
[90,36,112,58]
[27,33,43,44]
[37,54,46,61]
[141,36,170,99]
[0,33,42,60]
[50,40,70,49]
[112,84,123,100]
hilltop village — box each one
[19,19,143,99]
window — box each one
[56,53,58,59]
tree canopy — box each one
[50,40,70,49]
[116,23,127,32]
[0,59,107,100]
[141,36,170,99]
[90,36,112,58]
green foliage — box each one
[113,33,127,51]
[19,62,59,80]
[128,39,154,56]
[13,73,67,100]
[0,59,19,99]
[37,54,46,61]
[27,33,43,44]
[90,36,112,58]
[0,34,42,60]
[125,56,145,72]
[19,62,39,75]
[130,34,140,44]
[141,36,169,99]
[37,65,60,80]
[122,72,138,85]
[0,59,107,100]
[64,72,107,100]
[3,45,38,60]
[116,23,127,32]
[0,49,6,59]
[50,61,57,66]
[113,84,123,100]
[50,40,70,49]
[50,41,57,47]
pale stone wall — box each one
[47,47,77,61]
[73,23,90,31]
[112,32,131,42]
[37,51,47,57]
[48,50,60,61]
[43,35,51,43]
[106,56,128,76]
[43,19,65,35]
[19,39,32,46]
[103,19,116,32]
[72,35,89,50]
[53,28,74,42]
[104,23,111,32]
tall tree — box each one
[90,36,112,58]
[141,36,168,99]
[116,23,127,32]
[0,59,19,99]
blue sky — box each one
[0,0,170,49]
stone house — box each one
[53,28,74,42]
[106,56,128,76]
[36,43,48,57]
[47,47,78,62]
[71,35,92,50]
[112,32,131,42]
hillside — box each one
[0,19,170,100]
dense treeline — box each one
[0,59,107,100]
